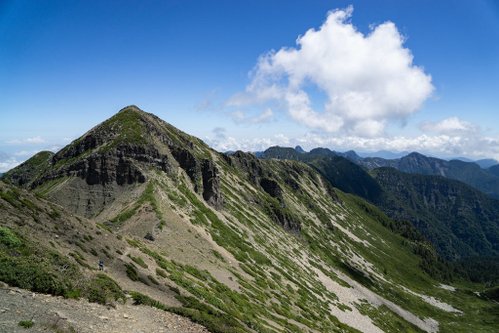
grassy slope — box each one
[0,183,127,305]
[262,147,499,282]
[2,149,498,332]
[97,151,497,333]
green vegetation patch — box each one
[109,182,165,228]
[130,291,247,333]
[357,302,424,333]
[86,273,125,305]
[18,320,34,329]
[0,227,80,296]
[128,254,148,268]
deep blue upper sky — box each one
[1,0,498,171]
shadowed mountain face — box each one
[262,147,380,202]
[489,164,499,177]
[475,159,498,169]
[359,152,499,199]
[1,107,499,332]
[263,147,499,199]
[371,168,499,261]
[261,146,499,265]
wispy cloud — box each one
[6,136,46,145]
[206,129,289,152]
[13,150,39,157]
[0,156,21,173]
[229,6,433,137]
[231,108,274,124]
[195,89,220,112]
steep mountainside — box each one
[371,168,499,261]
[4,106,222,218]
[488,164,499,177]
[2,150,54,187]
[0,181,207,333]
[259,146,499,267]
[1,106,498,332]
[261,147,381,202]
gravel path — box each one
[0,285,209,333]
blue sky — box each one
[1,0,499,171]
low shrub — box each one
[18,320,34,328]
[86,274,125,305]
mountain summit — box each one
[5,105,223,216]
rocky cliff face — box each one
[223,151,304,232]
[40,144,171,187]
[201,159,223,209]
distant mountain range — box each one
[262,146,499,199]
[358,152,499,199]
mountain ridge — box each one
[2,106,498,332]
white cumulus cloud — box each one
[229,6,434,137]
[420,117,477,134]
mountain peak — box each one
[405,151,426,158]
[118,104,144,113]
[294,145,305,153]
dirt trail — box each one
[0,284,208,333]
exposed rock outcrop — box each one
[229,151,265,185]
[264,200,301,232]
[260,178,282,199]
[170,146,198,186]
[201,159,223,209]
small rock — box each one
[99,315,109,321]
[123,313,130,319]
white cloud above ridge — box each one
[0,157,21,173]
[229,6,434,137]
[420,117,477,134]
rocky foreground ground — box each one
[0,283,208,333]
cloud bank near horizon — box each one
[206,118,499,161]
